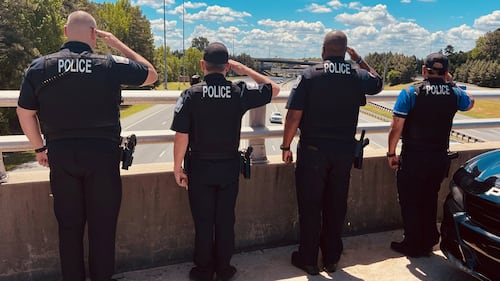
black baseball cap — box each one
[203,42,228,64]
[425,52,449,72]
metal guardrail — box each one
[1,89,500,154]
[2,89,500,106]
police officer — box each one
[387,53,474,257]
[171,42,280,281]
[281,30,382,275]
[190,74,201,85]
[16,11,157,281]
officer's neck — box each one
[323,56,345,61]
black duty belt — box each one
[189,151,239,160]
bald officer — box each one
[282,30,382,275]
[171,42,280,281]
[17,11,157,281]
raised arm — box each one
[96,29,158,86]
[228,59,280,97]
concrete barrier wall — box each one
[1,142,498,281]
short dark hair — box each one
[205,61,227,72]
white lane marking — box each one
[123,106,171,130]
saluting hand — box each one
[228,59,247,76]
[95,29,123,51]
[346,46,361,63]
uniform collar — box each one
[60,41,93,53]
[324,56,345,62]
[203,73,226,81]
[425,77,446,83]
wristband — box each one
[280,144,290,151]
[356,57,363,64]
[386,152,396,158]
[35,146,47,153]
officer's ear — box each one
[224,63,231,74]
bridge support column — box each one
[248,105,268,164]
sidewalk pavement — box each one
[113,229,476,281]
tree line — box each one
[0,0,498,135]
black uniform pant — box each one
[48,139,122,281]
[188,175,239,276]
[396,149,449,250]
[295,142,353,266]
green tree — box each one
[191,37,209,52]
[96,0,155,76]
[232,53,257,70]
[184,47,203,78]
[0,0,66,134]
[387,70,402,86]
[471,28,500,61]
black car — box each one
[440,149,500,281]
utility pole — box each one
[163,0,168,89]
[182,0,185,83]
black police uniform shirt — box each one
[393,78,473,151]
[18,41,149,143]
[286,57,382,144]
[171,73,273,183]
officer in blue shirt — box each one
[171,42,280,281]
[17,11,157,281]
[387,52,474,257]
[282,30,382,275]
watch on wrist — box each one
[280,144,290,151]
[356,57,363,64]
[35,146,47,153]
[386,152,396,158]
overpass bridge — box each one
[254,58,320,77]
[0,90,498,281]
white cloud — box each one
[133,0,174,9]
[348,2,362,10]
[400,0,411,3]
[427,24,484,54]
[335,4,397,26]
[150,18,178,35]
[473,10,500,32]
[303,3,332,14]
[174,5,252,23]
[327,0,346,10]
[149,2,493,59]
[167,1,208,15]
[257,19,325,34]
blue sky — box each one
[91,0,500,59]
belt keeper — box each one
[35,146,47,153]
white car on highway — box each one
[269,111,283,124]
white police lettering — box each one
[58,59,92,74]
[425,85,450,95]
[485,187,500,197]
[324,62,351,74]
[202,85,232,98]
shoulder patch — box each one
[245,81,259,90]
[174,96,184,113]
[111,55,130,65]
[293,75,302,89]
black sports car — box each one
[440,149,500,281]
